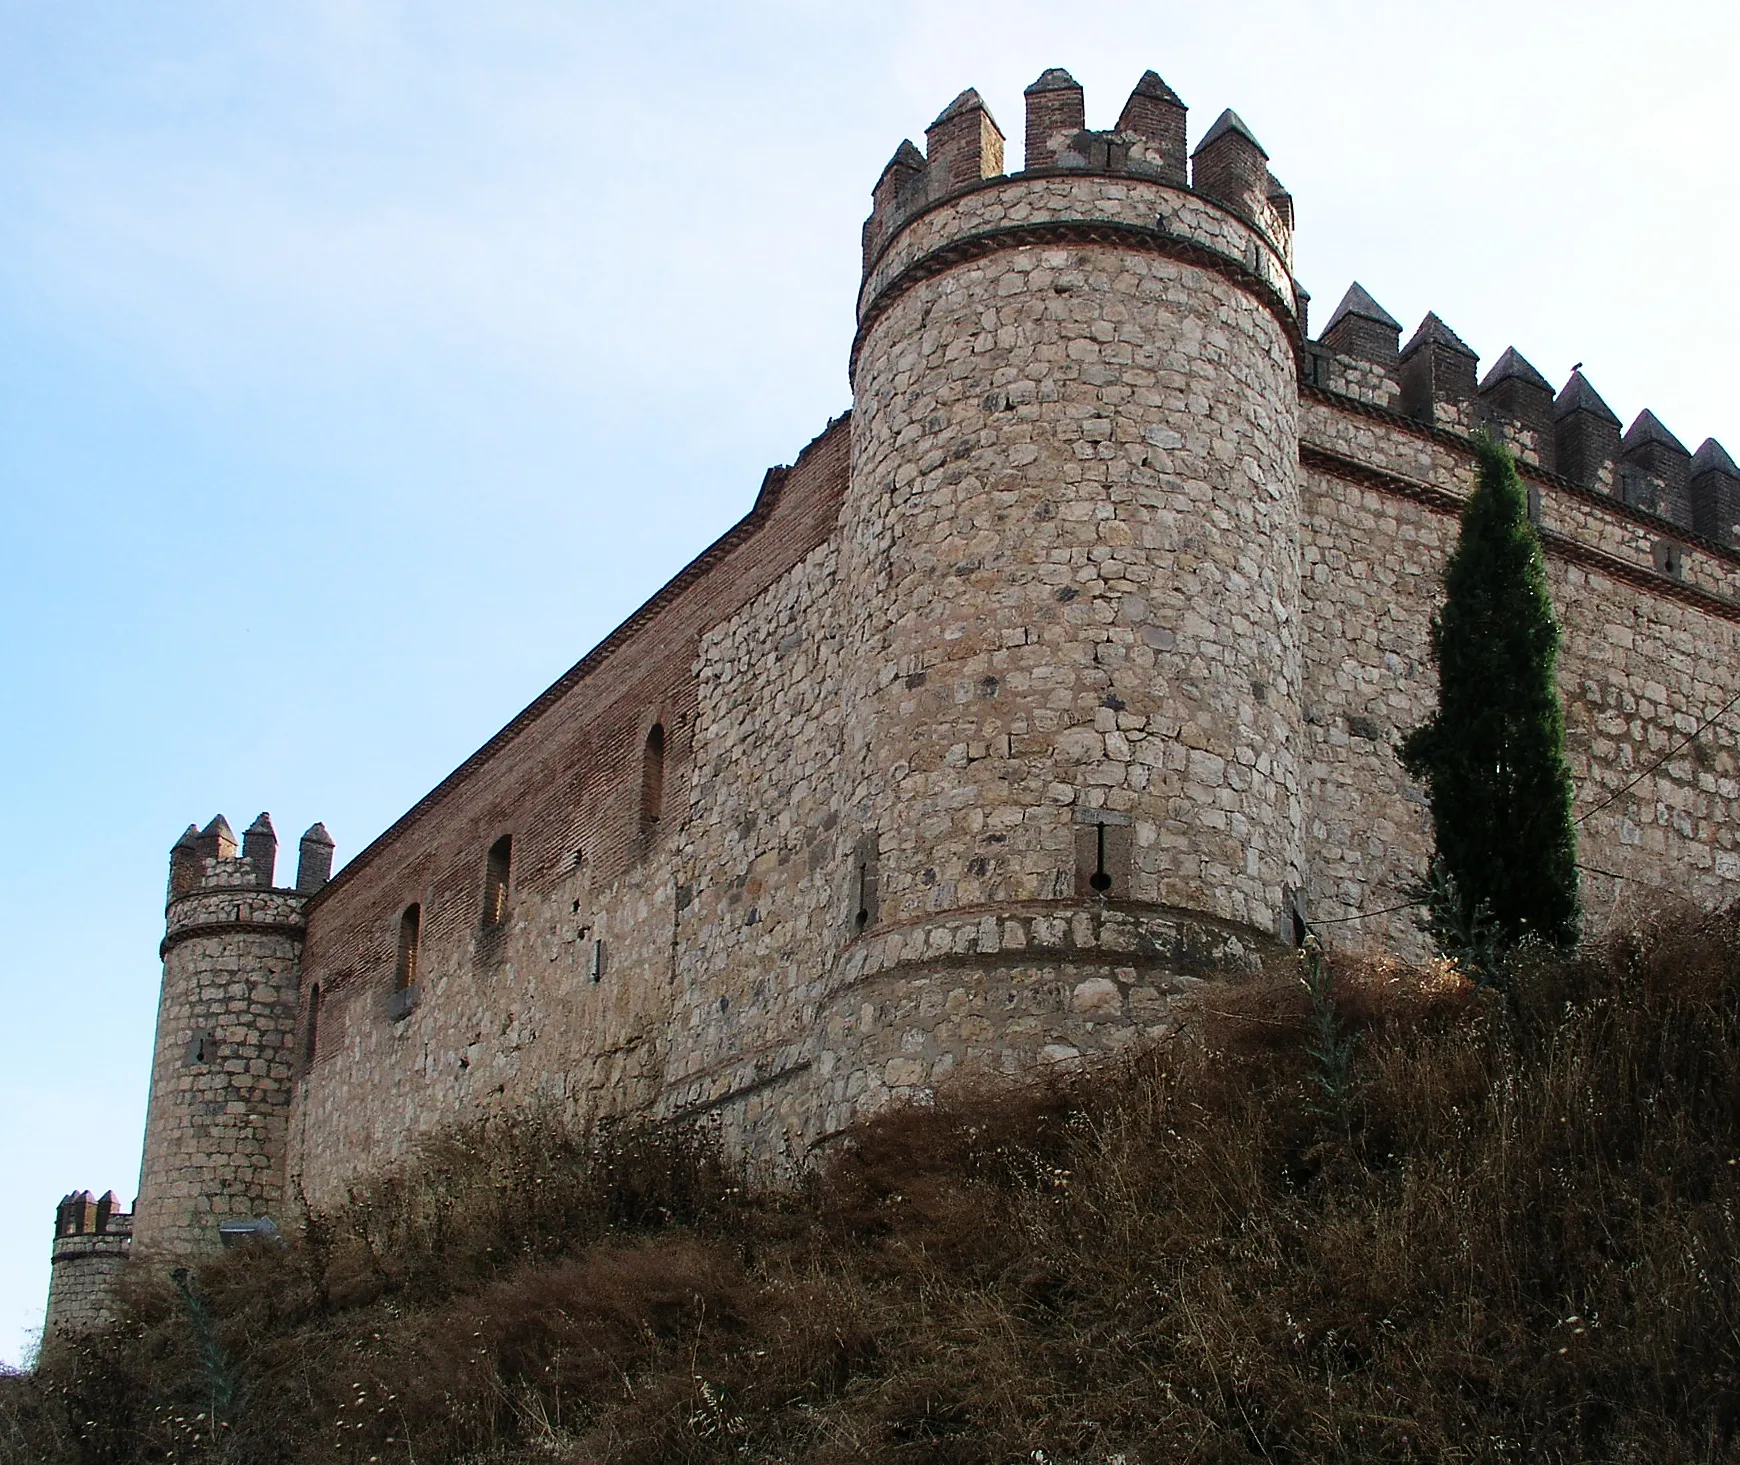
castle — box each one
[44,66,1740,1339]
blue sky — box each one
[2,0,1736,1365]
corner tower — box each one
[844,69,1304,945]
[132,814,331,1257]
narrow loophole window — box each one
[1089,825,1113,893]
[1075,820,1131,900]
[395,904,421,990]
[851,833,879,934]
[483,835,512,927]
[303,985,321,1069]
[641,724,666,832]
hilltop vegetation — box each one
[5,910,1739,1464]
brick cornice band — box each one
[1301,441,1740,620]
[851,219,1300,382]
[1302,383,1740,573]
[159,919,308,959]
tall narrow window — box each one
[395,904,422,990]
[640,724,666,832]
[483,835,512,927]
[303,984,321,1069]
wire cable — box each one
[1574,683,1740,828]
[1305,898,1418,927]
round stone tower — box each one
[840,69,1304,980]
[132,814,332,1257]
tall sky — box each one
[2,0,1736,1365]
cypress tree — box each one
[1401,434,1579,954]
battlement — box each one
[168,813,334,902]
[1307,282,1738,547]
[52,1190,132,1247]
[861,67,1294,278]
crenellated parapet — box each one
[168,813,333,902]
[859,68,1297,306]
[1308,282,1738,550]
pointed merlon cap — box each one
[194,814,237,862]
[926,87,1005,191]
[1192,108,1268,160]
[931,87,997,131]
[1323,282,1400,337]
[242,812,277,886]
[296,822,336,893]
[1265,172,1291,200]
[1623,409,1690,457]
[1401,312,1477,362]
[1479,346,1551,394]
[1553,368,1620,424]
[167,823,201,897]
[1127,68,1184,107]
[877,139,925,182]
[1024,67,1079,95]
[1691,438,1738,477]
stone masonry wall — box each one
[1299,393,1740,955]
[659,539,850,1163]
[76,73,1740,1362]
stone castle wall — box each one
[43,1237,131,1343]
[66,66,1740,1307]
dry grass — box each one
[6,910,1740,1463]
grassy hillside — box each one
[6,911,1739,1463]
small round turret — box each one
[42,1191,133,1341]
[133,812,328,1258]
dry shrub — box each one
[12,909,1740,1463]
